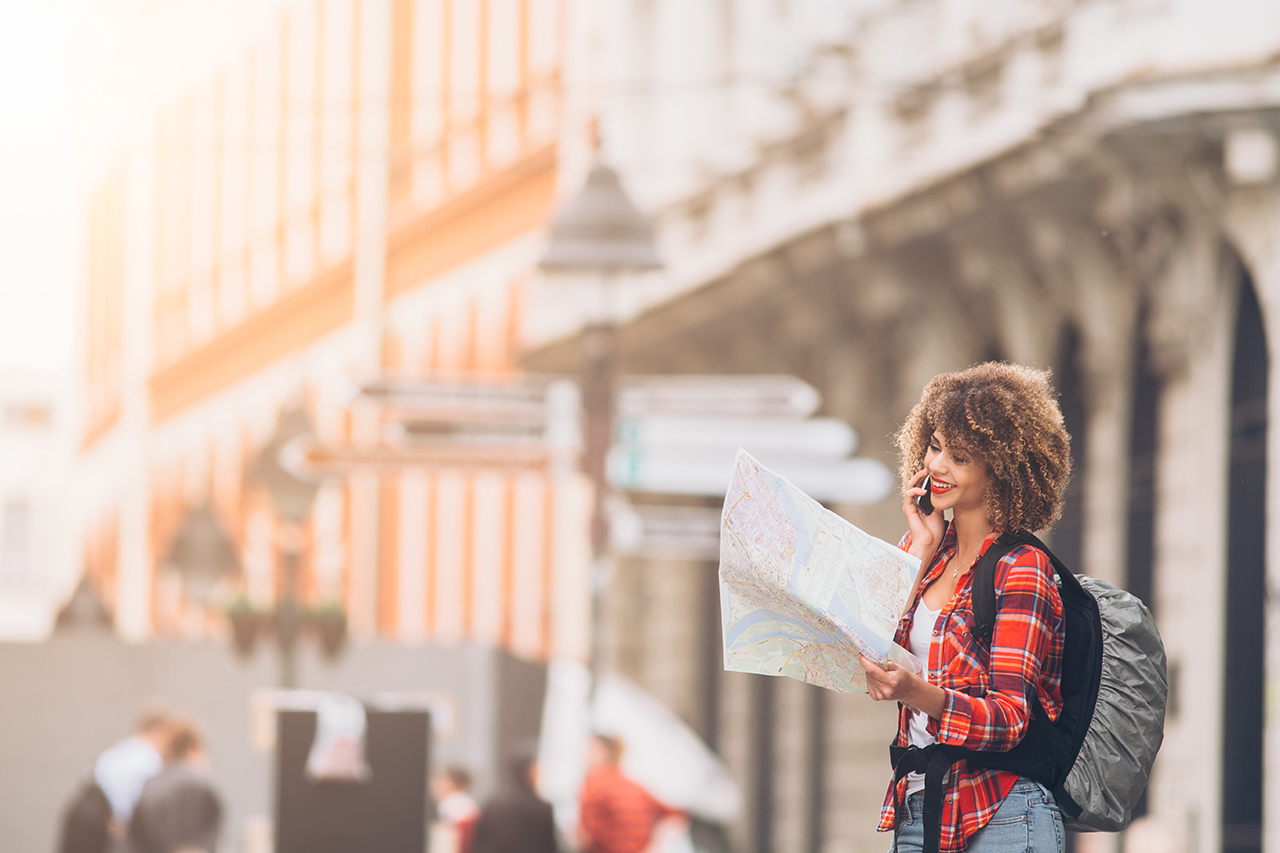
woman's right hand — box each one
[903,468,945,565]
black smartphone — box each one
[916,476,934,515]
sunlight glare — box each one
[0,0,89,372]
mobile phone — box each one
[915,476,934,515]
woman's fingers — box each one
[860,655,899,701]
[902,469,928,512]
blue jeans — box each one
[891,777,1064,853]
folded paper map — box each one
[719,449,922,692]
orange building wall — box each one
[83,165,127,448]
[86,0,577,660]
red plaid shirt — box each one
[877,527,1064,852]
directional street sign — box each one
[329,373,892,504]
[357,376,563,425]
[335,376,582,473]
[284,438,555,476]
[608,375,892,506]
[610,503,722,561]
[607,446,894,505]
[616,375,820,418]
[615,415,855,457]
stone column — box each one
[114,139,159,641]
[1030,219,1140,588]
[1140,251,1235,853]
[718,669,756,853]
[824,691,899,853]
[771,676,809,853]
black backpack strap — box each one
[972,532,1067,644]
[890,744,965,853]
[970,533,1027,644]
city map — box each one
[719,449,921,693]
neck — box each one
[950,510,995,561]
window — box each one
[3,402,51,431]
[1,500,31,585]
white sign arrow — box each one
[610,503,722,560]
[607,446,894,504]
[356,376,578,428]
[617,375,820,418]
[351,376,583,462]
[285,438,558,474]
[615,415,855,457]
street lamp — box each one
[165,502,241,606]
[248,405,327,688]
[538,162,664,683]
[53,578,115,634]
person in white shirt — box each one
[94,705,173,834]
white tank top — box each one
[905,595,942,796]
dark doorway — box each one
[1222,269,1268,853]
[1054,325,1087,572]
[1054,326,1088,853]
[1127,311,1161,613]
[1125,310,1163,821]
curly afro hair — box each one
[895,362,1072,534]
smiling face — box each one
[923,430,991,520]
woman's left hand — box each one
[860,654,916,702]
[860,655,946,719]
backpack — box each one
[889,533,1167,852]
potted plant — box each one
[226,595,258,658]
[308,600,348,660]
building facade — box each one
[523,2,1280,853]
[77,0,591,660]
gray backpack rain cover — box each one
[1064,576,1167,832]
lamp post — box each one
[538,163,664,684]
[165,503,242,607]
[250,406,323,688]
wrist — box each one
[910,547,937,573]
[899,670,924,709]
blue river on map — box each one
[754,465,815,589]
[724,610,838,650]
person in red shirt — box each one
[860,363,1070,853]
[577,734,681,853]
[432,766,480,853]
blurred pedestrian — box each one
[93,703,174,837]
[471,749,558,853]
[55,778,112,853]
[577,734,683,853]
[431,765,481,853]
[124,718,223,853]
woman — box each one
[859,362,1072,853]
